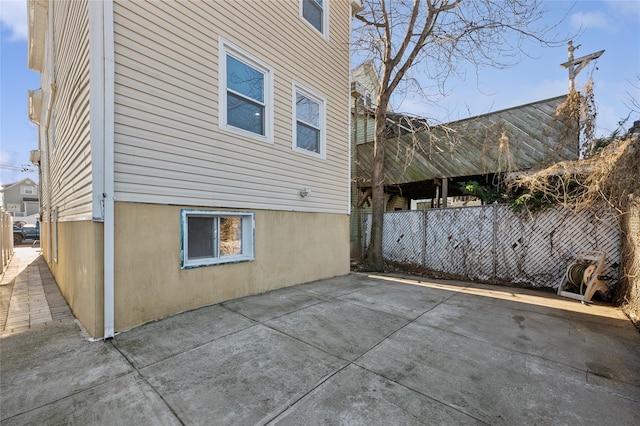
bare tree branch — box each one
[352,0,570,271]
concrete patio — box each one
[1,247,639,425]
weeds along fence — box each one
[363,204,620,291]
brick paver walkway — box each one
[0,246,73,335]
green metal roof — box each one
[356,95,579,186]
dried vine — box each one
[509,136,639,315]
[555,76,598,157]
[511,137,637,213]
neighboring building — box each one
[28,0,362,338]
[0,178,39,218]
[350,60,379,146]
[355,95,580,208]
[348,87,578,254]
[349,62,434,255]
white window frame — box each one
[219,38,274,143]
[181,209,255,269]
[300,0,329,39]
[292,82,327,159]
[21,186,36,195]
[364,90,372,108]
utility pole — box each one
[560,41,604,92]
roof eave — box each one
[28,0,48,72]
[351,0,364,15]
[28,88,43,124]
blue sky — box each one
[1,0,639,186]
[1,0,39,185]
[393,0,640,131]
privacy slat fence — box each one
[363,204,620,290]
[1,208,14,274]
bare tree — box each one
[353,0,567,271]
[624,73,640,117]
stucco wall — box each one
[113,202,349,333]
[43,220,103,337]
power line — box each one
[0,163,38,173]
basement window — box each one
[181,210,255,268]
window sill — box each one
[182,255,255,269]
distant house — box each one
[28,0,362,338]
[350,61,379,145]
[0,178,39,218]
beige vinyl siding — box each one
[39,42,52,223]
[353,112,376,145]
[46,0,92,221]
[112,1,350,214]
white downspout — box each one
[90,0,114,339]
[46,0,55,263]
[102,0,115,339]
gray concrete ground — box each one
[1,246,639,425]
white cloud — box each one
[570,1,640,33]
[570,11,612,31]
[0,0,28,42]
[605,0,640,22]
[0,149,15,164]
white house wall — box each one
[37,3,52,224]
[112,1,350,214]
[42,0,93,222]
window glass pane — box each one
[182,210,254,268]
[297,122,320,153]
[302,0,322,32]
[228,92,265,135]
[188,216,215,259]
[220,217,242,256]
[296,93,319,127]
[227,55,264,103]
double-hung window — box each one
[293,83,326,159]
[181,210,255,268]
[301,0,328,37]
[220,39,273,142]
[21,186,36,195]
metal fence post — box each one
[361,210,368,255]
[422,209,427,268]
[492,203,498,282]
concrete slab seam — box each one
[262,363,353,424]
[0,369,139,423]
[108,340,186,425]
[219,298,328,325]
[255,288,483,424]
[351,361,490,425]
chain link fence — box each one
[363,204,620,290]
